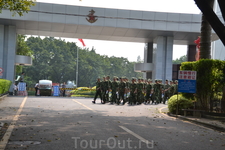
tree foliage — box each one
[180,59,225,111]
[0,0,35,16]
[172,55,187,64]
[23,37,142,87]
[15,34,33,75]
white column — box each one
[152,36,173,82]
[0,25,17,92]
[165,37,173,81]
[0,25,4,75]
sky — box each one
[36,0,201,62]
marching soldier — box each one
[129,77,137,105]
[152,79,162,104]
[124,77,130,103]
[106,75,112,102]
[92,78,102,104]
[163,79,171,104]
[101,76,107,104]
[111,76,119,104]
[118,77,126,105]
[136,78,144,105]
[145,79,152,104]
[158,79,163,103]
[169,80,175,97]
[174,80,178,95]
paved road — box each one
[0,96,225,150]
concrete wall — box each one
[0,25,17,91]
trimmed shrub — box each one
[168,94,194,114]
[70,89,95,97]
[0,79,12,95]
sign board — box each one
[53,86,59,96]
[178,70,197,93]
[18,82,26,91]
[0,67,3,76]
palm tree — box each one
[199,0,214,59]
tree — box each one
[199,0,214,59]
[172,55,187,64]
[0,0,35,16]
[23,37,142,87]
[136,55,143,63]
[194,0,225,46]
[16,34,33,75]
[17,35,33,56]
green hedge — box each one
[0,79,12,95]
[168,94,194,114]
[180,59,225,111]
[70,90,95,97]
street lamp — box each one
[76,48,79,87]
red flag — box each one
[78,39,86,46]
[194,37,201,61]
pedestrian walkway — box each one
[161,107,225,132]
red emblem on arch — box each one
[86,9,98,23]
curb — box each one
[0,94,8,101]
[168,113,225,132]
[0,122,4,130]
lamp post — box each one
[76,48,79,87]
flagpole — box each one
[76,39,85,88]
[76,48,78,87]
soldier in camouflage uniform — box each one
[169,80,175,97]
[158,79,163,103]
[105,75,112,103]
[129,77,137,105]
[124,77,130,103]
[92,78,102,104]
[174,80,178,95]
[163,79,171,104]
[136,78,144,105]
[101,76,107,104]
[118,77,126,105]
[152,79,162,104]
[145,79,152,104]
[111,76,119,104]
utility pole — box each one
[76,48,78,87]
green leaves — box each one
[0,79,12,94]
[0,0,36,16]
[23,37,141,87]
[181,59,225,111]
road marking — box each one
[158,106,174,118]
[0,97,27,150]
[119,126,152,145]
[72,99,94,111]
[158,106,167,114]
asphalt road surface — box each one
[0,96,225,150]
